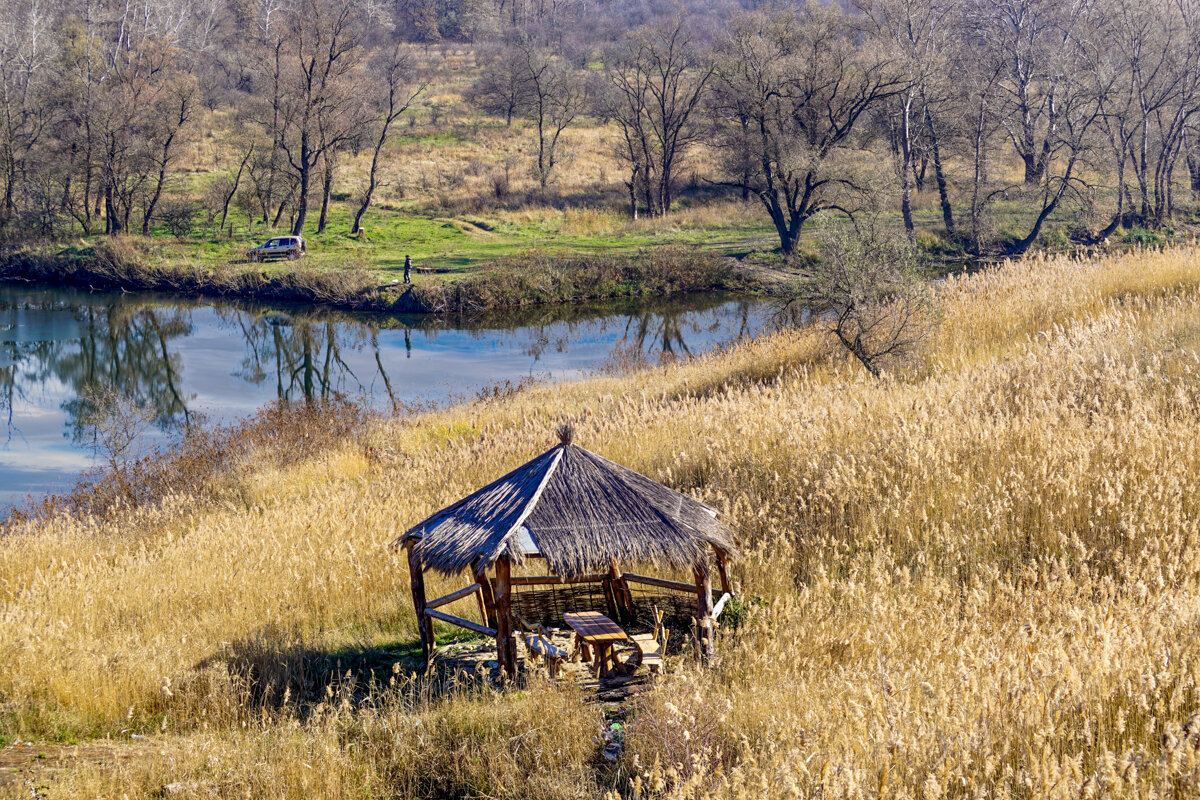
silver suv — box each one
[248,235,306,262]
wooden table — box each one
[563,611,628,678]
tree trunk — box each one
[895,96,914,236]
[317,153,333,234]
[220,148,253,235]
[626,170,639,220]
[1097,155,1125,242]
[926,106,955,238]
[1189,145,1200,199]
[292,132,311,236]
[694,564,714,660]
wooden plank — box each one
[507,574,606,586]
[712,592,732,619]
[424,608,498,638]
[426,584,481,610]
[623,573,696,594]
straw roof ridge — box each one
[398,440,736,578]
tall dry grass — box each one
[3,247,1200,797]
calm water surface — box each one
[0,283,772,509]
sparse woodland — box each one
[0,0,1197,264]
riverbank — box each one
[0,238,780,315]
[3,247,1200,798]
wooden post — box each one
[714,548,734,597]
[694,563,714,660]
[608,561,633,623]
[407,543,434,665]
[494,556,517,680]
[474,563,497,628]
[601,571,619,622]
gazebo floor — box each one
[429,632,657,703]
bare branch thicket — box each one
[710,7,909,255]
[603,16,713,218]
[785,217,936,378]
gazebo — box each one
[395,425,738,678]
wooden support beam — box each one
[695,564,714,660]
[507,574,606,586]
[494,557,517,679]
[427,584,482,610]
[623,573,696,594]
[714,548,734,597]
[601,572,619,621]
[406,543,434,665]
[474,564,496,628]
[424,609,498,638]
[609,561,633,623]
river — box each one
[0,283,774,510]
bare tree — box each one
[0,0,53,238]
[786,218,934,378]
[514,38,585,189]
[268,0,368,236]
[217,139,255,235]
[141,73,197,235]
[711,7,908,254]
[604,16,713,217]
[968,0,1078,186]
[467,43,532,126]
[351,45,425,235]
[857,0,954,237]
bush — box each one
[157,200,198,237]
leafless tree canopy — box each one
[0,0,1196,253]
[787,218,936,377]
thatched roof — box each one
[398,428,737,577]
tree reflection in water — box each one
[0,286,770,453]
[2,294,197,447]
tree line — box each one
[1,0,1198,257]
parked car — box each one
[248,235,306,262]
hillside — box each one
[2,246,1200,797]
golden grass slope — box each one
[3,246,1200,797]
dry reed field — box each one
[3,246,1200,797]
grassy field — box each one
[3,244,1200,797]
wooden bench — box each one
[626,606,667,675]
[513,612,568,678]
[629,633,663,673]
